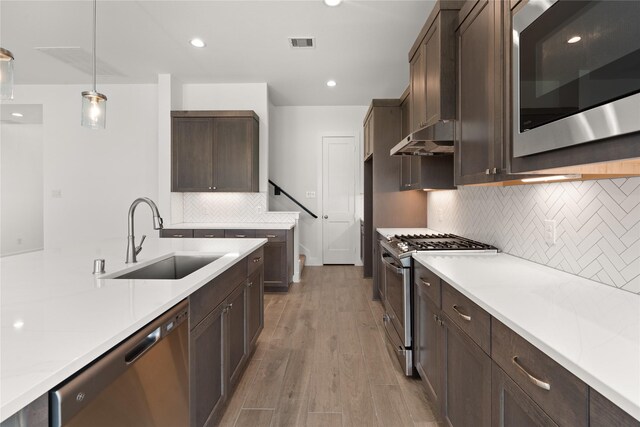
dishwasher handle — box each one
[51,299,189,427]
[381,252,403,274]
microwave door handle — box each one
[381,253,403,274]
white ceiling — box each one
[0,0,435,106]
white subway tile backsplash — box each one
[427,177,640,293]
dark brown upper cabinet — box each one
[408,2,460,133]
[399,87,422,191]
[172,111,259,192]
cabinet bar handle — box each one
[266,234,277,238]
[203,234,216,238]
[420,278,431,287]
[512,357,551,391]
[452,305,471,322]
[235,234,246,238]
[172,234,184,238]
[253,257,262,263]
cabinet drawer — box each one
[441,281,490,354]
[492,319,588,427]
[255,229,286,242]
[413,262,441,308]
[224,229,256,239]
[193,229,225,238]
[189,259,247,330]
[247,247,264,276]
[160,229,194,238]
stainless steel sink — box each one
[112,255,220,280]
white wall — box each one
[1,123,44,255]
[6,84,159,249]
[269,105,368,265]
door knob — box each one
[323,215,328,219]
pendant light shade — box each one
[81,90,107,129]
[0,48,15,100]
[81,0,107,129]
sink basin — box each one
[112,255,220,280]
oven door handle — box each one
[381,253,403,274]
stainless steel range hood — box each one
[390,120,454,156]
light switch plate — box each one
[544,219,557,245]
[306,191,316,198]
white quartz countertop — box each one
[377,227,439,237]
[413,252,640,421]
[168,222,295,230]
[0,237,266,422]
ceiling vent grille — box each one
[288,37,315,49]
[35,47,123,76]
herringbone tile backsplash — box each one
[427,177,640,293]
[183,192,299,223]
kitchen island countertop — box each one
[0,237,266,422]
[413,252,640,421]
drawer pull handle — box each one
[203,234,216,238]
[266,234,277,238]
[512,357,551,391]
[172,234,184,238]
[253,257,262,263]
[452,305,471,322]
[235,234,246,238]
[420,278,431,287]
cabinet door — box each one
[590,389,640,427]
[424,22,441,127]
[213,117,258,192]
[246,269,264,350]
[442,314,492,427]
[492,363,558,427]
[172,117,214,191]
[190,304,226,427]
[455,0,499,185]
[414,282,443,409]
[226,285,248,389]
[410,46,427,131]
[263,241,287,290]
[400,157,412,190]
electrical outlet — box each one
[51,189,62,198]
[544,219,557,245]
[306,191,316,198]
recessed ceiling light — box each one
[190,38,206,48]
[324,0,342,6]
[567,36,581,44]
[11,112,23,117]
[326,80,337,87]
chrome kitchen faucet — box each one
[126,197,164,263]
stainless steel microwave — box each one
[512,0,640,158]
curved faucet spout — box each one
[126,197,164,263]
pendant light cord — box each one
[92,0,97,92]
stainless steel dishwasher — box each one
[51,300,189,427]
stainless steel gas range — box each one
[379,232,498,376]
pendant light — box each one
[81,0,107,129]
[0,48,15,100]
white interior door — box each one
[322,136,355,264]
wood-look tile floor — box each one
[220,265,441,427]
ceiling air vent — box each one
[288,37,315,49]
[35,47,123,76]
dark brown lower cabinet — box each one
[263,241,287,291]
[189,255,264,427]
[590,390,640,427]
[190,303,226,427]
[227,285,247,389]
[414,281,443,407]
[442,314,492,427]
[492,363,557,427]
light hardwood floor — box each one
[220,265,440,427]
